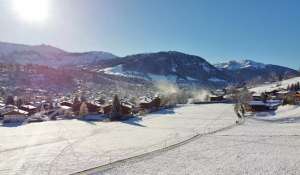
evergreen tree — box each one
[5,95,15,105]
[110,94,122,121]
[16,98,24,108]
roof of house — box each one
[60,105,71,110]
[249,100,282,107]
[21,105,37,110]
[3,109,29,115]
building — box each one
[20,105,37,115]
[209,95,225,102]
[3,109,28,123]
[86,102,101,114]
[248,100,282,112]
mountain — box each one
[214,60,299,84]
[0,41,117,67]
[214,60,266,70]
[97,51,231,87]
[0,41,298,88]
[98,55,299,87]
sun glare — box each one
[12,0,50,23]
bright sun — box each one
[12,0,50,23]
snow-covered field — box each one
[101,105,300,175]
[0,104,236,175]
[250,76,300,93]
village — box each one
[1,79,300,126]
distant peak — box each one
[215,59,266,70]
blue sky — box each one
[0,0,299,69]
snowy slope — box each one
[0,41,117,67]
[250,76,300,93]
[98,51,230,86]
[214,59,266,70]
[0,104,235,175]
[101,105,300,175]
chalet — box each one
[121,102,134,116]
[86,102,101,114]
[60,101,73,107]
[57,105,72,116]
[139,96,161,111]
[248,100,282,112]
[20,105,37,115]
[275,90,291,99]
[3,109,28,123]
[102,104,112,115]
[209,95,224,102]
[295,93,300,103]
[252,93,263,101]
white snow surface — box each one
[2,103,300,175]
[208,77,227,83]
[101,104,300,175]
[0,104,235,175]
[250,76,300,93]
[101,65,178,83]
[215,59,266,70]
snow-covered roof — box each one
[3,109,29,115]
[21,105,37,110]
[249,100,282,107]
[60,105,71,110]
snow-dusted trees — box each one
[79,102,89,116]
[110,94,122,121]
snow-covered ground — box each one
[0,104,236,175]
[101,104,300,175]
[250,76,300,93]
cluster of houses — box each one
[0,93,163,125]
[208,85,300,112]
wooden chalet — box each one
[248,100,282,112]
[3,109,29,123]
[209,95,224,102]
[86,102,101,114]
[102,104,112,115]
[60,101,73,107]
[121,102,134,116]
[20,105,37,115]
[139,97,161,111]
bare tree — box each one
[79,102,89,116]
[233,87,252,123]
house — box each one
[275,90,291,99]
[60,101,73,107]
[57,105,72,116]
[252,93,263,101]
[294,93,300,103]
[102,104,112,115]
[121,102,133,116]
[248,100,282,112]
[3,109,28,123]
[209,95,225,102]
[139,96,161,111]
[86,102,101,114]
[20,105,37,115]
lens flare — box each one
[12,0,50,23]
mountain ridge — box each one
[0,41,298,87]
